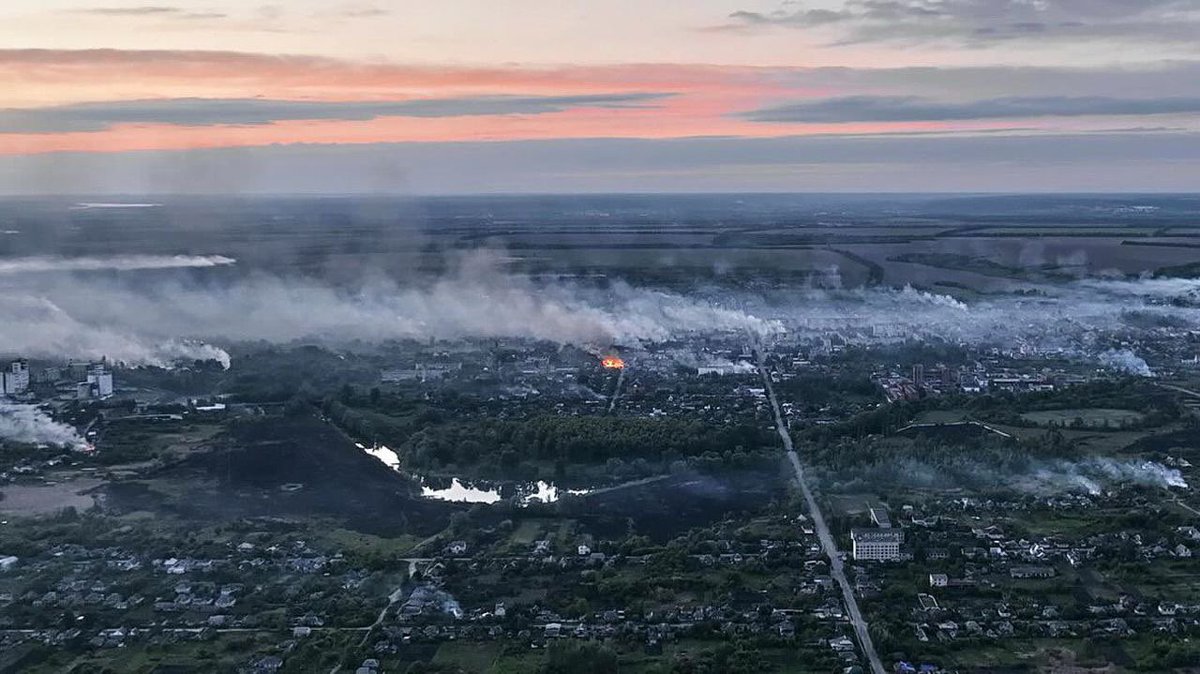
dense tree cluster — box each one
[401,416,772,469]
[543,641,619,674]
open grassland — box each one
[1021,408,1146,428]
[915,408,1169,456]
[0,477,103,516]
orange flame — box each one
[601,356,625,369]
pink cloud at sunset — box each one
[2,48,1189,157]
[0,50,811,107]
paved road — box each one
[327,582,409,673]
[1158,383,1200,400]
[756,352,886,674]
[584,473,673,496]
[607,366,626,414]
[1173,497,1200,519]
[358,583,407,647]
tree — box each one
[543,641,619,674]
[448,511,470,535]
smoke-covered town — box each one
[1,195,1200,673]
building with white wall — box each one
[851,528,904,561]
[76,364,115,399]
[2,359,29,395]
[87,365,114,397]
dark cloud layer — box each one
[0,94,672,134]
[744,95,1200,123]
[724,0,1200,46]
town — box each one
[2,321,1199,673]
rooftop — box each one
[851,529,904,544]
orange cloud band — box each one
[0,49,1042,155]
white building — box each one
[2,359,29,395]
[78,364,114,399]
[851,528,903,561]
[88,365,114,397]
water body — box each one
[420,477,590,504]
[357,442,589,504]
[359,442,400,470]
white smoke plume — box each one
[0,255,236,275]
[841,455,1189,495]
[0,400,89,450]
[565,383,607,400]
[672,353,757,375]
[1025,458,1188,494]
[0,295,231,369]
[1097,349,1153,377]
[70,203,161,210]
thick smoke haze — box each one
[0,252,782,367]
[834,456,1189,495]
[0,295,233,368]
[0,401,88,450]
[0,252,1197,370]
[758,278,1198,371]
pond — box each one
[358,442,590,504]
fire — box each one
[601,356,625,370]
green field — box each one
[508,519,544,545]
[1021,408,1146,428]
[915,408,1162,455]
[318,526,425,557]
[433,641,509,671]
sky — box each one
[1,0,1199,193]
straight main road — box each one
[607,366,626,414]
[1158,382,1200,400]
[756,350,886,674]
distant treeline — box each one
[399,416,773,469]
